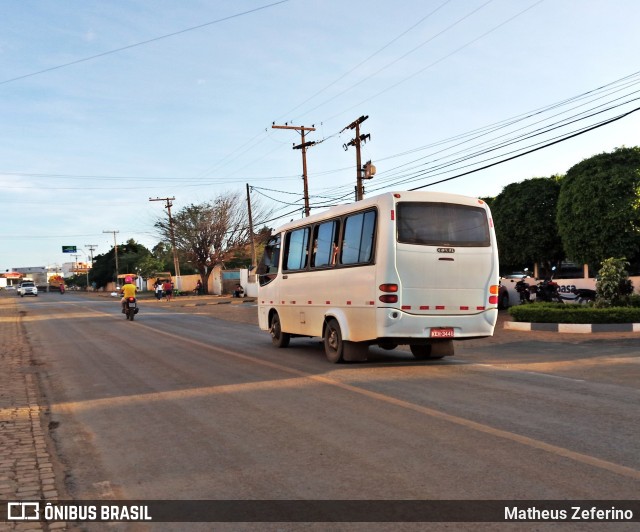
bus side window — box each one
[284,227,310,271]
[311,220,340,268]
[341,210,376,265]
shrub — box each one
[508,303,640,323]
[595,257,634,307]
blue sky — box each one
[2,0,639,271]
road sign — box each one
[62,246,77,253]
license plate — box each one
[128,302,136,308]
[430,328,454,338]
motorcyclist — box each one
[120,276,137,313]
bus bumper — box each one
[376,307,498,340]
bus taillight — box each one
[379,284,398,292]
[379,294,398,303]
[488,285,499,305]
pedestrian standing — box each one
[154,280,163,301]
[162,279,173,301]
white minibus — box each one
[257,191,499,363]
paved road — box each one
[7,292,640,529]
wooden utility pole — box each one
[246,184,257,271]
[149,197,181,290]
[85,244,97,287]
[342,115,370,201]
[272,123,316,217]
[102,230,119,286]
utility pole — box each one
[85,244,97,289]
[342,115,370,201]
[71,254,80,279]
[272,123,316,217]
[102,230,119,287]
[149,197,181,291]
[246,184,257,272]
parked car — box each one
[17,281,38,297]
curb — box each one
[505,321,640,333]
[176,298,256,308]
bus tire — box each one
[411,340,453,360]
[323,319,344,363]
[270,313,290,348]
[410,344,433,359]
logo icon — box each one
[7,502,40,520]
[436,248,455,253]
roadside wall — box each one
[503,275,640,306]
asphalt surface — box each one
[1,291,639,531]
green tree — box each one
[90,239,152,288]
[491,176,564,272]
[557,147,640,265]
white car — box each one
[17,281,38,297]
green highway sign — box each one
[62,246,77,253]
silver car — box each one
[17,281,38,297]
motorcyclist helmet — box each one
[125,276,133,283]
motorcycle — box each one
[534,266,564,303]
[568,286,596,304]
[514,269,533,304]
[123,296,139,321]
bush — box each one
[629,294,640,308]
[595,257,634,307]
[508,303,640,323]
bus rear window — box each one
[397,202,490,247]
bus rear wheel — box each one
[270,313,290,348]
[410,344,445,360]
[323,319,344,363]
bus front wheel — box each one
[323,319,344,363]
[270,313,290,348]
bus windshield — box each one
[396,202,490,247]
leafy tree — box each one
[136,254,166,280]
[557,147,640,265]
[155,191,272,294]
[490,176,564,272]
[90,239,152,288]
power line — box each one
[408,106,640,191]
[0,0,289,86]
[321,0,544,123]
[274,0,454,121]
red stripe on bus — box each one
[326,301,331,304]
[308,301,312,304]
[346,301,352,305]
[401,305,411,310]
[436,305,445,310]
[477,306,485,310]
[420,305,429,310]
[460,306,469,310]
